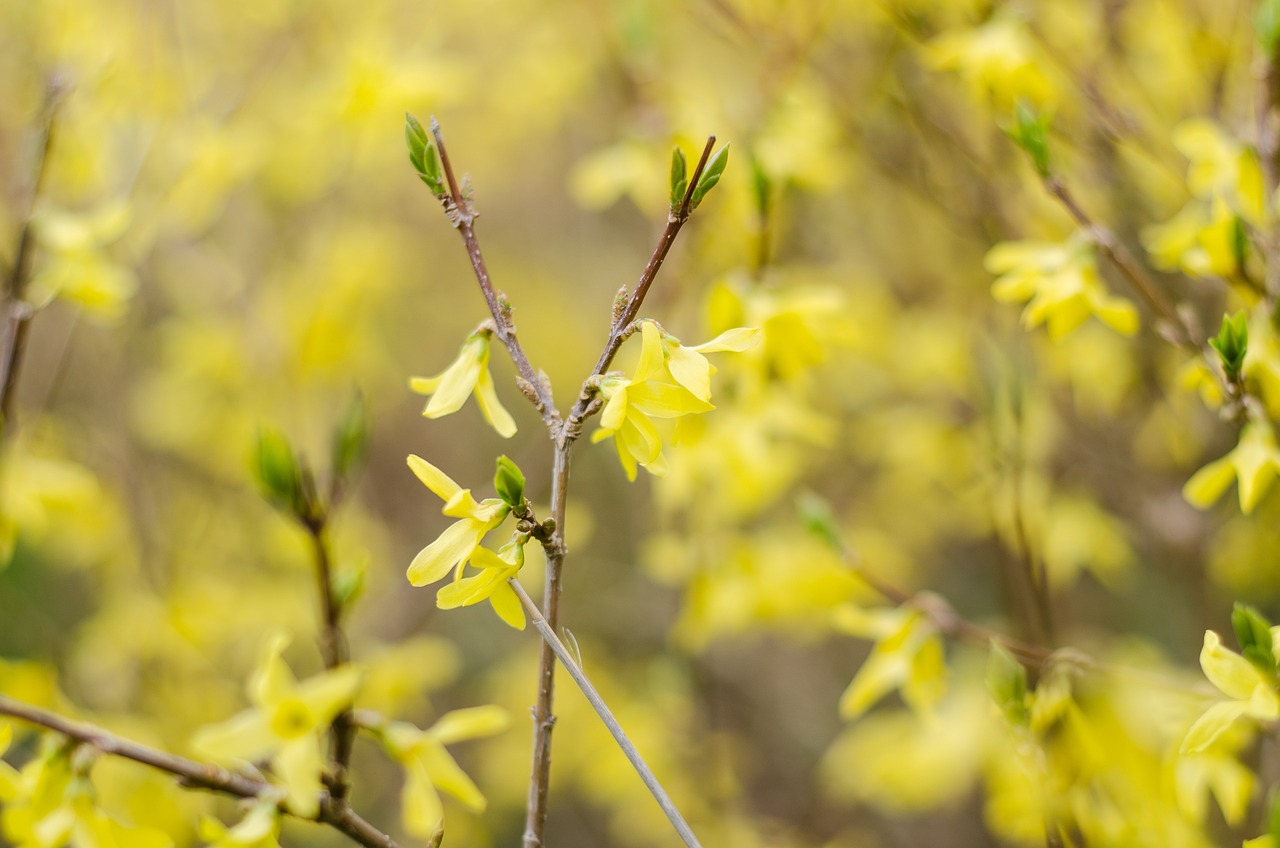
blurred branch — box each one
[1042,175,1198,350]
[0,77,68,437]
[428,118,561,427]
[509,579,703,848]
[0,694,401,848]
[305,517,357,803]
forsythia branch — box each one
[0,694,402,848]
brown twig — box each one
[574,136,718,411]
[1,78,68,437]
[428,118,560,428]
[305,519,357,802]
[0,694,400,848]
[1042,176,1197,349]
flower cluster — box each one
[591,320,757,480]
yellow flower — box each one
[199,801,281,848]
[410,330,516,438]
[435,539,527,630]
[927,12,1055,109]
[1172,119,1265,225]
[1142,197,1242,279]
[591,322,713,480]
[380,706,510,837]
[987,234,1139,341]
[660,324,760,403]
[1183,421,1280,515]
[1180,630,1280,754]
[834,604,947,722]
[191,633,362,818]
[406,455,510,586]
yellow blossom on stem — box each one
[1183,421,1280,515]
[1172,119,1265,225]
[435,538,527,630]
[191,633,362,818]
[410,330,516,438]
[834,603,947,722]
[986,233,1138,341]
[591,321,714,481]
[658,323,760,402]
[1180,630,1280,754]
[379,706,510,838]
[406,455,510,586]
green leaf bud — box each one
[690,143,729,210]
[494,455,526,508]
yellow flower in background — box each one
[834,603,947,722]
[927,11,1055,109]
[1180,630,1279,754]
[1183,421,1280,515]
[191,633,362,817]
[1172,119,1265,225]
[199,801,281,848]
[592,322,713,481]
[380,706,510,837]
[410,330,516,438]
[986,234,1139,341]
[406,455,510,586]
[1143,197,1242,279]
[435,539,527,630]
[29,200,139,319]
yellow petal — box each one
[839,651,909,721]
[689,327,760,353]
[473,367,517,438]
[292,665,363,725]
[598,383,629,432]
[1183,457,1238,510]
[428,706,511,745]
[627,380,714,418]
[250,632,296,706]
[1200,631,1262,700]
[409,375,442,396]
[424,337,485,418]
[408,520,480,586]
[276,739,323,818]
[191,708,277,762]
[489,582,527,629]
[666,346,712,402]
[634,322,665,382]
[407,456,463,503]
[401,757,444,838]
[1181,700,1253,754]
[417,740,486,812]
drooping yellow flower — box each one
[1183,421,1280,515]
[379,706,510,837]
[406,455,510,586]
[410,330,516,438]
[834,603,947,722]
[1172,119,1265,225]
[927,11,1055,109]
[1142,197,1242,279]
[1180,630,1280,754]
[986,234,1139,341]
[435,539,527,630]
[191,633,362,818]
[591,322,713,481]
[660,324,760,402]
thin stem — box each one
[523,442,569,848]
[428,118,560,427]
[573,137,718,416]
[0,694,400,848]
[1,78,67,436]
[509,580,703,848]
[306,520,356,801]
[1042,176,1197,349]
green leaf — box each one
[669,146,688,210]
[405,112,445,195]
[494,455,526,508]
[331,392,370,483]
[986,641,1029,727]
[405,113,428,165]
[750,153,770,221]
[796,490,842,552]
[561,626,583,671]
[1232,602,1276,676]
[1210,311,1249,379]
[1259,0,1280,54]
[1004,100,1052,177]
[254,428,305,517]
[689,144,729,210]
